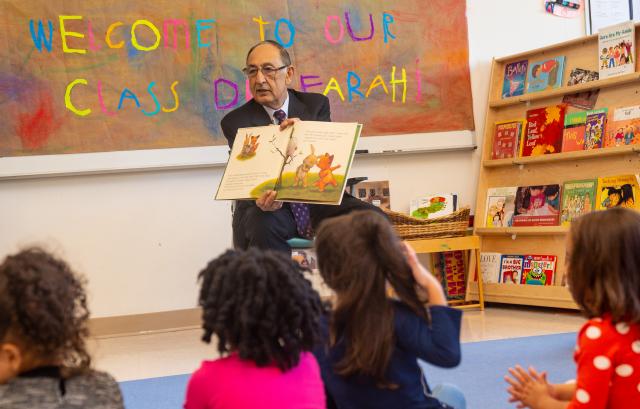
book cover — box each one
[485,187,517,227]
[599,21,635,80]
[442,251,466,299]
[566,68,599,85]
[561,111,587,152]
[526,56,565,93]
[562,90,600,110]
[561,179,597,226]
[480,252,502,284]
[596,174,640,210]
[512,185,561,226]
[410,194,457,219]
[492,120,525,159]
[500,255,524,284]
[583,108,608,150]
[353,180,391,210]
[521,254,557,285]
[216,121,361,204]
[521,105,567,156]
[604,105,640,147]
[502,60,528,98]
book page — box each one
[275,121,361,205]
[215,125,291,200]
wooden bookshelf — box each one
[474,23,640,309]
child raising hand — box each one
[505,208,640,409]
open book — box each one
[215,121,362,205]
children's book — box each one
[566,68,599,85]
[502,60,528,98]
[215,121,361,204]
[441,251,467,299]
[353,180,391,210]
[512,185,561,226]
[410,194,457,219]
[561,111,587,152]
[604,105,640,147]
[492,120,525,159]
[583,108,608,150]
[521,105,567,156]
[526,56,565,93]
[561,179,597,226]
[521,255,557,285]
[562,90,600,110]
[480,252,502,284]
[485,187,517,227]
[596,174,640,210]
[500,255,524,284]
[599,21,635,80]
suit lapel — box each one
[287,90,308,120]
[247,99,273,126]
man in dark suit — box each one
[221,40,379,252]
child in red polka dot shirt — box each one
[505,207,640,409]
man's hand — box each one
[279,117,300,130]
[256,190,283,212]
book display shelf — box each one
[472,24,640,309]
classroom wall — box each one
[0,0,585,318]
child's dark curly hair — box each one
[197,248,323,371]
[0,247,91,376]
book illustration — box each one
[500,255,524,284]
[526,56,565,93]
[410,194,457,219]
[599,21,635,80]
[521,255,556,285]
[584,108,608,150]
[512,185,561,226]
[561,111,587,152]
[560,179,597,226]
[562,89,599,110]
[215,121,361,204]
[353,180,391,210]
[566,68,599,85]
[502,60,528,98]
[480,252,502,283]
[492,120,524,159]
[604,105,640,147]
[596,175,640,210]
[521,104,566,156]
[485,186,517,227]
[434,251,466,299]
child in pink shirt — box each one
[184,248,325,409]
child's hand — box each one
[505,365,553,408]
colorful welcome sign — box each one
[0,0,474,156]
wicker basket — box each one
[383,207,471,240]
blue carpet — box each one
[120,332,577,409]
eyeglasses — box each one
[242,65,288,78]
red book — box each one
[521,105,567,157]
[492,120,524,159]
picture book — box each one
[596,174,640,210]
[566,68,599,85]
[441,251,467,299]
[500,255,524,284]
[526,56,565,93]
[599,21,635,80]
[560,179,597,226]
[512,185,561,226]
[492,120,524,159]
[216,121,361,204]
[521,105,567,156]
[410,194,457,219]
[584,108,608,150]
[562,90,599,110]
[604,105,640,147]
[521,254,557,285]
[485,186,517,227]
[502,60,528,98]
[480,252,502,284]
[353,180,391,210]
[561,111,587,152]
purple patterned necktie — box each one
[273,109,313,239]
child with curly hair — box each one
[505,207,640,409]
[313,210,465,409]
[0,247,123,408]
[184,248,326,409]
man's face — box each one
[246,44,293,109]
